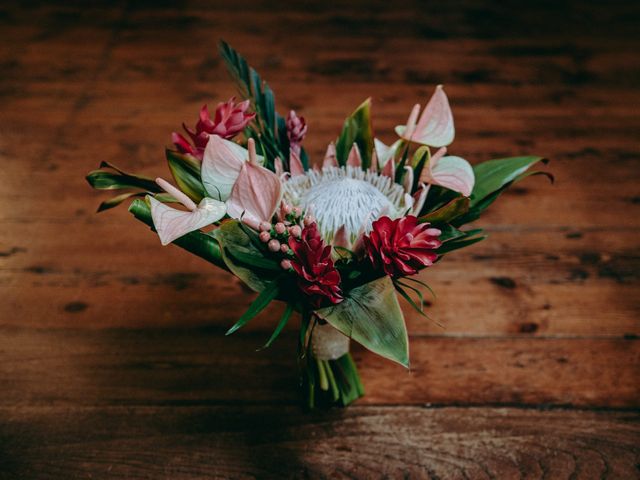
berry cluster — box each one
[257,203,316,271]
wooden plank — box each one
[0,327,637,408]
[2,226,637,335]
[0,405,638,479]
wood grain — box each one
[0,327,637,408]
[1,0,639,477]
[1,406,638,480]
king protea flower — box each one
[363,216,442,277]
[172,98,255,159]
[288,222,342,306]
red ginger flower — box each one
[172,98,255,159]
[363,215,442,277]
[286,110,307,155]
[288,223,343,307]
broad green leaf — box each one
[128,199,227,270]
[315,275,409,367]
[335,98,374,169]
[419,196,469,223]
[226,280,280,335]
[454,170,552,226]
[470,156,548,206]
[166,149,205,202]
[86,161,160,192]
[212,220,278,292]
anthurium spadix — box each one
[149,177,226,246]
[226,139,282,230]
[420,147,475,197]
[201,134,263,201]
[395,85,454,148]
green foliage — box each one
[86,161,162,211]
[453,156,552,226]
[335,98,375,169]
[261,303,295,349]
[219,40,290,168]
[419,196,469,224]
[315,275,409,368]
[226,280,280,335]
[128,199,227,270]
[165,149,205,202]
[212,220,279,292]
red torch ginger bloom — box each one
[363,215,442,277]
[288,223,343,307]
[172,98,255,159]
[286,110,307,155]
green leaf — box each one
[212,220,278,292]
[97,191,145,212]
[470,156,549,206]
[455,170,553,226]
[86,161,160,192]
[419,196,469,223]
[166,149,205,202]
[437,233,486,254]
[226,280,280,335]
[261,303,295,349]
[128,199,227,270]
[315,276,409,368]
[218,40,285,165]
[335,98,374,169]
[411,146,430,192]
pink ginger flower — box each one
[172,98,255,159]
[286,110,307,155]
[363,216,442,277]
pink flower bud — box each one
[259,231,271,243]
[293,207,302,217]
[274,222,286,235]
[303,215,315,227]
[282,204,293,215]
[259,222,272,232]
[280,259,292,270]
[289,225,302,238]
[280,243,290,253]
[268,239,281,252]
[286,110,308,153]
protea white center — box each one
[283,166,412,243]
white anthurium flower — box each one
[420,147,475,197]
[395,85,455,148]
[201,134,263,201]
[149,178,226,246]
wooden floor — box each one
[1,1,639,478]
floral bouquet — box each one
[87,41,551,408]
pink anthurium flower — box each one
[395,85,454,148]
[201,134,263,201]
[419,147,475,197]
[149,178,226,246]
[226,139,283,229]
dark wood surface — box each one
[1,1,639,478]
